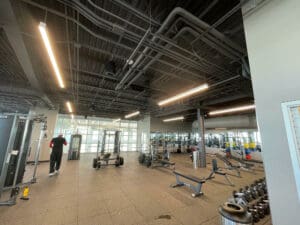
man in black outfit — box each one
[49,134,67,176]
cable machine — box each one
[0,114,47,206]
[92,130,124,169]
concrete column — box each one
[243,0,300,224]
[28,107,58,162]
[137,116,150,153]
[197,108,206,167]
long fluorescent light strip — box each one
[209,104,256,116]
[163,116,184,122]
[158,83,208,106]
[38,22,65,88]
[113,118,121,123]
[125,111,140,119]
[66,101,73,113]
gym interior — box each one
[0,0,299,225]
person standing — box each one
[49,134,67,176]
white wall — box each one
[28,107,58,161]
[243,0,300,224]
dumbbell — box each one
[247,206,260,223]
[252,204,265,218]
[250,184,259,199]
[257,200,270,215]
[243,186,253,202]
[240,188,252,202]
[232,190,248,206]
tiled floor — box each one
[0,152,272,225]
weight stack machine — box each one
[68,134,82,160]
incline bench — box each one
[171,171,206,197]
[206,159,234,186]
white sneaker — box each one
[49,173,55,177]
[55,170,60,175]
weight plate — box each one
[119,157,124,165]
[93,158,97,168]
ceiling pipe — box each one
[126,25,242,88]
[111,0,161,27]
[23,1,246,91]
[36,0,215,79]
[120,7,245,89]
[87,0,147,33]
[198,0,219,19]
[23,0,236,82]
[116,29,151,90]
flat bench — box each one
[171,171,205,197]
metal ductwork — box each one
[192,114,257,129]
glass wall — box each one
[53,115,137,153]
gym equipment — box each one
[68,134,82,160]
[219,202,253,225]
[139,143,175,170]
[226,178,269,224]
[92,130,124,169]
[0,114,47,206]
[206,159,234,186]
[171,171,206,197]
[216,154,241,177]
[93,153,124,169]
[230,155,256,174]
[138,153,152,167]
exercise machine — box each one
[206,159,234,186]
[139,143,175,170]
[0,114,47,206]
[68,134,82,160]
[92,130,124,169]
[171,171,206,197]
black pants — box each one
[50,150,63,173]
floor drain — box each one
[157,215,171,220]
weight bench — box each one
[206,159,234,186]
[171,171,206,197]
[216,154,241,177]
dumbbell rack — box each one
[229,178,270,223]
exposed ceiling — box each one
[0,0,254,120]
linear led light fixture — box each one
[158,83,208,106]
[38,22,65,88]
[163,116,184,122]
[209,104,256,116]
[113,118,121,123]
[66,101,73,113]
[125,111,140,119]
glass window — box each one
[53,115,137,153]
